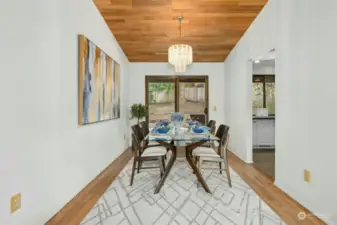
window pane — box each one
[265,82,275,115]
[179,82,205,115]
[252,82,264,115]
[148,82,175,128]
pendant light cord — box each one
[177,16,183,37]
[179,19,181,36]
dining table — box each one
[145,120,219,194]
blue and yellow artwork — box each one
[78,35,120,125]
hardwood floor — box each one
[253,148,275,179]
[228,151,326,225]
[45,147,326,225]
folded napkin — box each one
[157,120,170,126]
[189,121,202,127]
[199,126,211,132]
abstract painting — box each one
[78,35,120,125]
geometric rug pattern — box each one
[81,157,285,225]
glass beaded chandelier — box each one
[168,16,193,73]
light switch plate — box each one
[304,169,311,183]
[213,106,217,111]
[10,193,21,213]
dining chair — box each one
[139,121,171,159]
[207,120,216,134]
[131,124,145,154]
[130,133,167,186]
[140,121,161,147]
[192,124,232,187]
[200,120,216,148]
[131,124,165,173]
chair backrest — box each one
[131,124,144,141]
[221,133,230,158]
[139,121,149,137]
[210,126,216,135]
[131,133,141,153]
[207,120,216,134]
[215,124,230,158]
[207,120,216,128]
[215,124,230,148]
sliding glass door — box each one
[146,77,176,128]
[146,76,208,127]
[178,77,208,124]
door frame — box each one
[145,75,209,123]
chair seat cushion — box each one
[192,147,220,158]
[147,142,160,146]
[142,146,167,157]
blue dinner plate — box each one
[192,127,204,133]
[154,127,169,134]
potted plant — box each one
[130,103,147,125]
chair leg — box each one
[193,156,199,174]
[196,158,202,188]
[225,162,232,188]
[198,158,202,170]
[130,158,137,186]
[158,157,164,178]
[219,162,222,174]
[161,157,166,171]
[137,161,143,173]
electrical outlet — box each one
[304,169,311,183]
[10,193,21,213]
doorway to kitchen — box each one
[251,59,276,180]
[145,76,209,128]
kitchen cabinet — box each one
[253,118,275,148]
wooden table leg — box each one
[185,141,211,193]
[154,142,176,194]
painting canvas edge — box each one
[78,35,85,126]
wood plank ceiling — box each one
[94,0,267,62]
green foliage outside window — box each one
[252,76,275,115]
[148,83,175,104]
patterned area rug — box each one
[80,157,285,225]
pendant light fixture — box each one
[168,16,193,73]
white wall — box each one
[130,63,226,125]
[224,1,276,162]
[0,0,130,224]
[225,0,337,223]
